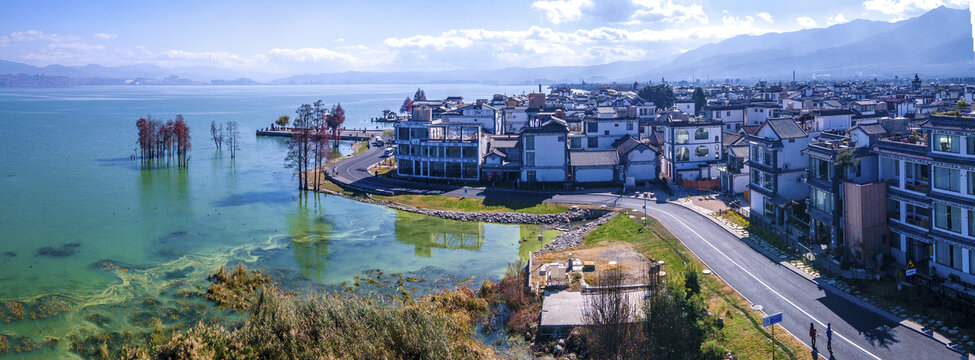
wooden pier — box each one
[256,128,388,141]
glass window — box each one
[627,122,634,131]
[525,135,535,150]
[587,122,598,133]
[935,203,962,233]
[936,241,950,266]
[570,137,582,149]
[695,128,708,140]
[968,136,975,155]
[676,129,689,144]
[525,152,535,167]
[695,146,708,157]
[588,137,598,148]
[934,167,960,192]
[810,187,833,212]
[934,134,960,153]
[969,171,975,195]
[763,173,773,189]
[675,146,689,161]
[970,209,975,236]
[764,197,775,218]
[763,149,773,166]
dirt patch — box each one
[530,243,648,288]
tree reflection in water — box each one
[288,193,334,282]
[394,211,486,257]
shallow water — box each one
[0,84,548,358]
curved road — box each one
[329,147,968,360]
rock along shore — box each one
[536,212,617,253]
[319,187,610,226]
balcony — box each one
[904,181,930,193]
[884,178,900,188]
[905,216,931,229]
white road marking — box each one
[645,206,882,360]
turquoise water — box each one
[0,84,547,358]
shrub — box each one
[701,340,726,360]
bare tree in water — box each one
[286,104,314,190]
[583,267,642,360]
[224,121,240,159]
[210,121,223,150]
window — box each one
[525,152,535,167]
[936,241,950,266]
[763,149,773,166]
[810,187,833,212]
[525,135,535,150]
[676,129,689,144]
[968,137,975,154]
[604,130,610,135]
[764,197,775,218]
[570,137,582,149]
[934,167,960,192]
[627,122,634,131]
[695,128,708,140]
[751,169,761,186]
[905,204,930,228]
[970,209,975,235]
[811,158,831,180]
[764,172,773,189]
[935,203,962,233]
[726,111,732,117]
[675,146,689,161]
[587,122,598,133]
[970,171,975,195]
[934,134,960,153]
[715,111,721,119]
[462,146,476,159]
[588,137,598,148]
[695,146,708,157]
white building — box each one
[707,104,746,132]
[659,118,724,185]
[441,103,502,134]
[747,119,811,228]
[521,119,569,184]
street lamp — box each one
[642,192,650,227]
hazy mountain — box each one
[0,6,972,86]
[630,6,975,81]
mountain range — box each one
[1,6,972,87]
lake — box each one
[0,84,548,359]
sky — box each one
[0,0,970,75]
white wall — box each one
[535,168,567,182]
[575,168,614,183]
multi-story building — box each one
[394,118,483,181]
[658,117,724,185]
[878,115,975,286]
[805,130,883,262]
[520,118,569,184]
[582,107,640,149]
[747,119,810,229]
[706,104,745,132]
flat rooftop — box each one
[539,290,647,328]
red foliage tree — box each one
[326,104,345,145]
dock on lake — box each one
[256,128,387,141]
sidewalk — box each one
[673,199,974,358]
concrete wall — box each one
[575,167,614,183]
[843,182,888,263]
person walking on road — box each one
[809,323,818,349]
[826,323,833,354]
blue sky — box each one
[0,0,969,74]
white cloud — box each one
[0,30,62,47]
[862,0,968,16]
[266,48,357,63]
[93,33,117,40]
[796,16,818,28]
[756,12,773,22]
[827,13,850,25]
[531,0,708,25]
[531,0,591,24]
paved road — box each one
[328,148,967,360]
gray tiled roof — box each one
[765,118,807,139]
[569,150,619,167]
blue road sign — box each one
[763,312,783,327]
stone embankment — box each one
[321,188,608,225]
[537,212,618,253]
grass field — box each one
[375,194,570,214]
[582,214,812,360]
